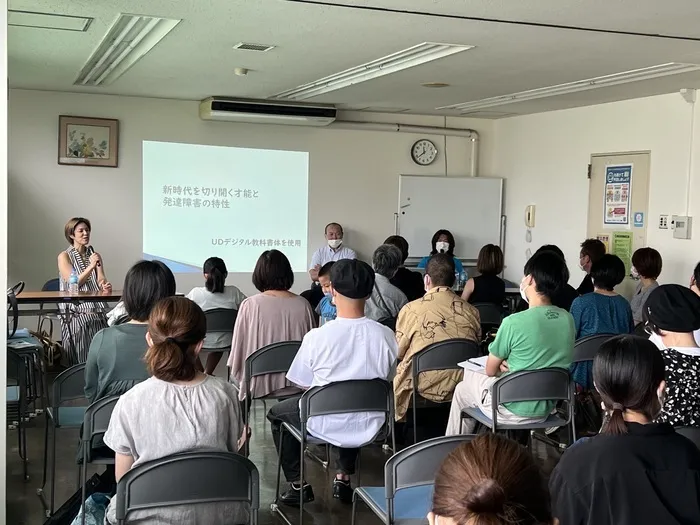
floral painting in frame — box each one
[58,115,119,167]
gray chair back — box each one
[473,303,503,328]
[204,308,238,332]
[244,341,302,383]
[51,363,87,424]
[115,451,259,525]
[573,334,615,363]
[7,349,26,406]
[676,427,700,450]
[492,368,573,427]
[82,396,119,462]
[412,338,481,379]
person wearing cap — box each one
[644,284,700,427]
[267,259,398,506]
[690,261,700,346]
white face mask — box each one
[631,267,641,280]
[519,277,530,303]
[435,241,450,254]
[328,239,343,249]
[648,331,666,350]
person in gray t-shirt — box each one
[630,248,662,325]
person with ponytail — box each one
[430,433,557,525]
[550,335,700,525]
[103,297,247,524]
[186,257,246,375]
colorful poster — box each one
[604,164,632,225]
[611,231,633,275]
[596,233,611,253]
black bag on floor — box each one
[42,472,112,525]
[574,390,603,437]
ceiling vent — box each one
[232,42,276,52]
[74,14,180,86]
[200,97,336,127]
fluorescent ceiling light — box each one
[74,14,180,86]
[9,10,92,31]
[274,42,474,101]
[438,63,700,112]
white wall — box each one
[8,89,495,296]
[495,92,699,287]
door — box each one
[587,152,650,299]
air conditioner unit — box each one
[199,97,337,127]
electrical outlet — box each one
[659,215,669,229]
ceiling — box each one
[9,0,700,118]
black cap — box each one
[330,259,375,299]
[645,284,700,332]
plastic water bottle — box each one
[460,270,468,289]
[68,271,79,294]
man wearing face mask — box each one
[644,284,700,428]
[445,250,575,435]
[576,238,607,295]
[304,223,357,309]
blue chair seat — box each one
[354,484,433,524]
[6,386,20,403]
[46,406,87,428]
[463,407,567,431]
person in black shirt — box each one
[384,235,425,302]
[461,243,505,305]
[550,335,700,525]
[516,245,578,312]
[576,238,606,295]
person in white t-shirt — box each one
[186,257,246,375]
[268,259,398,507]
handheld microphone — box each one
[88,245,101,267]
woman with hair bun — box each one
[550,335,700,525]
[430,433,556,525]
[103,296,246,524]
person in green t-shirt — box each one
[445,250,575,435]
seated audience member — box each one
[316,261,337,325]
[461,243,505,305]
[384,235,425,301]
[691,261,700,346]
[644,285,700,427]
[103,297,247,524]
[516,245,579,312]
[430,434,556,525]
[186,257,246,375]
[446,250,574,435]
[85,260,176,404]
[394,253,480,426]
[417,229,466,275]
[268,259,397,505]
[228,250,315,401]
[576,238,606,295]
[570,254,633,388]
[366,244,408,324]
[550,335,700,525]
[629,247,662,325]
[304,222,357,309]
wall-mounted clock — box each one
[411,139,438,165]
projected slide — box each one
[143,140,309,273]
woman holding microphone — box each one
[57,217,111,364]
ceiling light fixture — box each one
[232,42,276,52]
[74,14,180,86]
[8,10,92,31]
[438,62,700,112]
[273,42,474,101]
[422,82,450,88]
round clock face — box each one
[411,139,438,165]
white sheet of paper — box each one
[469,355,489,367]
[458,360,487,374]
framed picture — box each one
[58,115,119,167]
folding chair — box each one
[271,378,396,525]
[115,451,259,525]
[7,349,28,481]
[37,363,88,517]
[80,396,120,525]
[572,334,615,363]
[473,302,503,333]
[243,341,302,456]
[202,308,238,376]
[675,427,700,450]
[411,338,481,444]
[460,368,575,450]
[352,435,475,525]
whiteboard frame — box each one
[396,174,506,266]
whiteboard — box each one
[398,175,504,260]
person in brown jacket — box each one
[393,254,481,428]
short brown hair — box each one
[580,238,606,263]
[631,247,662,279]
[432,434,553,524]
[252,250,294,292]
[145,297,206,382]
[64,217,91,244]
[476,244,504,276]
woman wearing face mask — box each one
[430,433,557,525]
[644,284,700,427]
[629,247,662,325]
[550,335,700,525]
[417,229,465,276]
